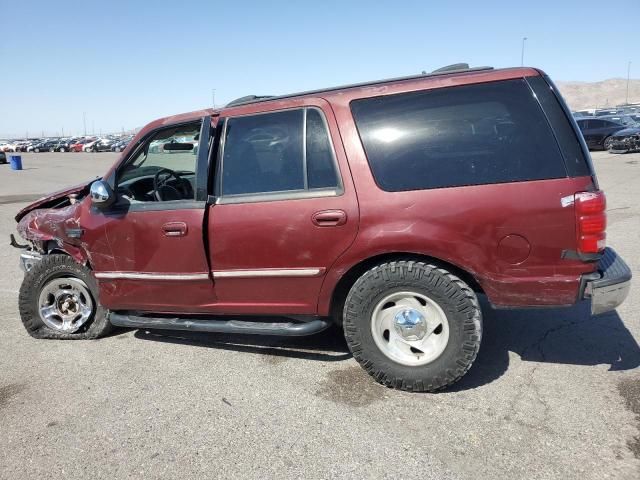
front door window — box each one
[116,123,201,203]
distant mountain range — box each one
[556,78,640,111]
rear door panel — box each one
[206,99,359,315]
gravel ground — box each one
[0,151,638,479]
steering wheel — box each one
[153,168,191,201]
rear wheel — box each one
[343,261,482,392]
[19,255,113,339]
[34,148,40,153]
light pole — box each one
[521,37,528,67]
[83,112,87,136]
[212,88,216,108]
[626,61,631,105]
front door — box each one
[93,118,216,312]
[207,101,359,315]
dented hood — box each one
[14,180,93,222]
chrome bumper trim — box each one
[20,251,42,272]
[582,247,632,315]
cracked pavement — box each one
[0,151,638,479]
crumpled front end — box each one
[14,199,89,270]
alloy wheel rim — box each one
[370,291,450,366]
[38,277,94,333]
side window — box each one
[306,109,339,189]
[220,108,340,197]
[350,79,567,192]
[116,122,200,202]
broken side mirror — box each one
[90,180,115,209]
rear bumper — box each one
[581,247,631,315]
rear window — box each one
[351,79,567,192]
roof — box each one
[224,64,494,108]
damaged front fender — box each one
[16,203,89,265]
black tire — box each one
[343,260,482,392]
[18,255,112,340]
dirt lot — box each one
[0,151,638,479]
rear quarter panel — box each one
[317,69,596,313]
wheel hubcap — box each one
[38,278,94,333]
[393,308,428,341]
[371,291,450,366]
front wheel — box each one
[343,261,482,392]
[603,136,614,151]
[19,255,113,339]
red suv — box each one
[12,65,631,391]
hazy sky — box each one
[1,0,638,137]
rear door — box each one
[206,99,359,315]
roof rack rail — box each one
[431,63,471,73]
[226,95,274,107]
[223,64,494,109]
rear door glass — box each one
[351,79,567,192]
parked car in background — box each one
[575,118,627,150]
[111,138,132,152]
[32,139,59,152]
[608,125,640,153]
[0,150,6,164]
[25,140,43,152]
[90,138,116,152]
[52,139,74,152]
[16,140,32,152]
[70,138,92,152]
[11,65,631,392]
[598,115,640,128]
[1,141,22,152]
[82,139,100,152]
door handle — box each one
[162,222,188,237]
[312,210,347,227]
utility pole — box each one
[83,112,87,135]
[212,89,216,108]
[521,37,528,66]
[62,127,64,137]
[92,120,95,135]
[626,61,631,105]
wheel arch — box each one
[44,240,92,269]
[325,252,484,325]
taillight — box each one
[575,191,606,255]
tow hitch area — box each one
[582,247,632,315]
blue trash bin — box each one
[9,155,22,170]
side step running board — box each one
[109,313,331,336]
